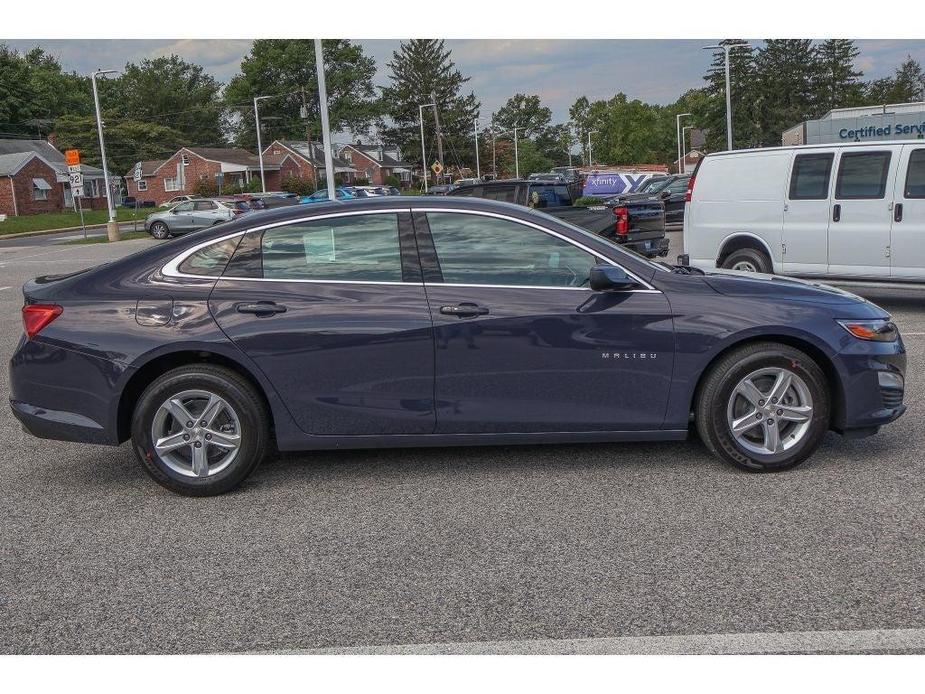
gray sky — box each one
[5,39,923,122]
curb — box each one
[0,221,140,242]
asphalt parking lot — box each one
[1,232,924,654]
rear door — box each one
[782,150,834,275]
[193,200,220,227]
[413,209,675,434]
[891,145,925,280]
[208,209,436,436]
[827,147,897,278]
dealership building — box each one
[782,101,925,145]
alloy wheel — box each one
[726,367,814,456]
[150,389,242,477]
[731,260,758,272]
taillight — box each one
[22,304,62,339]
[684,175,696,202]
[613,206,629,237]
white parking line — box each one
[256,627,925,655]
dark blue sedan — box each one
[9,197,906,495]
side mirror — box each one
[589,264,638,291]
[660,189,672,199]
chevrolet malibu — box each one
[10,197,906,495]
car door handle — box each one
[236,301,287,316]
[439,303,489,318]
[894,203,904,222]
[832,203,841,222]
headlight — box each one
[837,319,899,342]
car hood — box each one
[702,268,875,307]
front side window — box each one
[835,151,891,199]
[174,202,194,212]
[426,212,596,288]
[789,153,834,200]
[177,237,240,277]
[261,214,402,282]
[904,148,925,199]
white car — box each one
[160,194,201,208]
[683,140,925,282]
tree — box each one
[752,40,819,146]
[814,39,864,112]
[866,56,925,104]
[225,39,380,149]
[114,55,225,146]
[492,94,552,139]
[54,115,185,174]
[569,96,593,163]
[380,39,480,171]
[700,39,760,150]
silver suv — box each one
[145,199,236,239]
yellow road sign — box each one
[431,161,443,175]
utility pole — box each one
[513,126,522,179]
[430,92,444,182]
[702,42,751,151]
[91,68,119,242]
[491,122,497,178]
[418,102,436,193]
[675,112,691,174]
[301,87,311,143]
[682,125,693,174]
[314,39,336,200]
[253,95,274,193]
[587,130,598,169]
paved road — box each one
[1,235,923,654]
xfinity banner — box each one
[582,172,656,197]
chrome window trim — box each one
[416,207,657,291]
[162,208,410,280]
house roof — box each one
[0,152,35,176]
[126,159,166,177]
[271,140,356,171]
[0,138,104,178]
[185,147,263,168]
[343,143,410,168]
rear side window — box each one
[904,149,925,198]
[789,153,834,200]
[835,151,891,199]
[480,186,518,203]
[260,214,402,282]
[194,201,215,211]
[177,237,240,277]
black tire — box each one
[131,364,270,496]
[721,247,771,274]
[695,342,830,472]
[149,222,170,240]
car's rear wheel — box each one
[721,248,771,273]
[149,222,170,239]
[696,342,830,472]
[131,365,269,495]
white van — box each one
[683,141,925,281]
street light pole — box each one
[512,125,521,178]
[418,103,436,193]
[682,125,693,174]
[491,122,497,178]
[702,42,751,151]
[314,39,336,201]
[675,112,691,174]
[91,69,119,242]
[473,118,481,180]
[253,95,273,194]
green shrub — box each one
[574,196,603,206]
[354,177,370,186]
[384,174,401,188]
[192,179,219,198]
[280,175,315,197]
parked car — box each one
[215,198,255,216]
[160,194,202,208]
[450,179,668,258]
[454,178,481,187]
[551,166,581,183]
[10,196,906,495]
[300,188,355,204]
[145,199,236,239]
[683,141,925,281]
[426,184,457,196]
[610,174,690,231]
[528,173,567,183]
[635,175,669,193]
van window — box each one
[789,153,834,200]
[835,151,891,200]
[904,149,925,198]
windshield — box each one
[643,177,672,193]
[525,208,669,272]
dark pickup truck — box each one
[448,179,668,258]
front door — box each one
[782,150,834,275]
[209,210,435,436]
[170,201,197,232]
[827,147,897,278]
[414,210,675,434]
[891,145,925,281]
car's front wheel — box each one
[696,342,830,472]
[149,222,170,239]
[131,365,270,495]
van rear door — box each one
[782,150,835,275]
[827,146,897,278]
[890,145,925,281]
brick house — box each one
[260,140,357,190]
[124,147,276,205]
[0,138,107,215]
[337,144,412,186]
